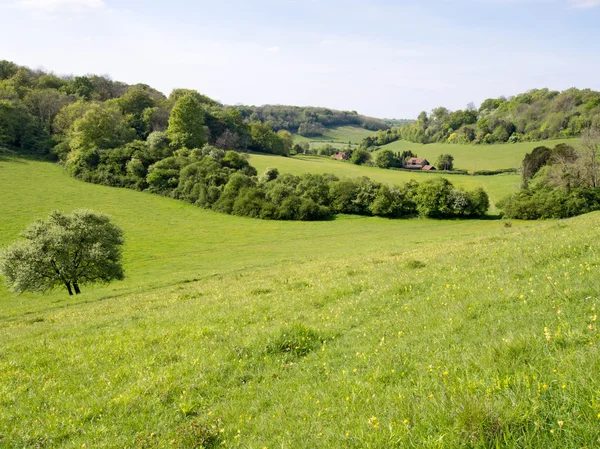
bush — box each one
[350,148,371,165]
[498,187,600,219]
[231,187,267,218]
[414,178,453,218]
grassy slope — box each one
[2,158,600,448]
[248,153,521,210]
[378,138,579,171]
[0,158,511,313]
[293,126,376,145]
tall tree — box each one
[166,94,207,149]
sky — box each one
[0,0,599,119]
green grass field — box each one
[0,158,516,312]
[248,153,521,211]
[293,126,376,145]
[1,157,600,448]
[378,138,579,171]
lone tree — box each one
[436,153,454,171]
[0,210,124,296]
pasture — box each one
[293,126,376,145]
[377,138,579,171]
[0,158,512,312]
[1,157,599,448]
[248,153,521,210]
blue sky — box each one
[0,0,599,118]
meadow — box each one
[377,138,579,172]
[0,158,515,314]
[1,157,599,448]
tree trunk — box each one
[65,282,73,296]
[73,282,81,295]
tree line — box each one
[66,138,488,220]
[498,129,600,219]
[0,60,357,159]
[236,105,389,137]
[361,88,600,148]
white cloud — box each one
[568,0,600,8]
[265,46,280,52]
[17,0,104,11]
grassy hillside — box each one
[0,157,511,311]
[294,126,376,145]
[378,138,579,171]
[248,153,521,210]
[1,158,599,448]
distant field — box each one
[294,126,376,145]
[378,138,579,171]
[248,153,521,210]
[2,157,600,448]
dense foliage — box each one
[0,60,492,221]
[361,88,600,148]
[374,149,416,169]
[499,131,600,219]
[0,60,318,159]
[144,144,489,218]
[66,138,489,220]
[0,210,124,295]
[236,105,389,136]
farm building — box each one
[332,152,347,160]
[422,165,436,171]
[405,157,430,170]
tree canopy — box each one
[499,130,600,219]
[360,88,600,148]
[0,210,124,295]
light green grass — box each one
[293,126,376,145]
[2,158,600,448]
[378,138,579,171]
[0,158,514,312]
[248,153,521,210]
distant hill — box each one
[0,60,387,158]
[362,88,600,148]
[235,104,389,137]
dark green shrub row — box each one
[66,142,490,221]
[472,168,518,176]
[388,167,469,175]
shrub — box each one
[231,187,266,218]
[498,187,600,219]
[350,148,371,165]
[414,178,453,218]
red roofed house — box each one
[405,157,430,170]
[332,152,347,161]
[422,165,436,171]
